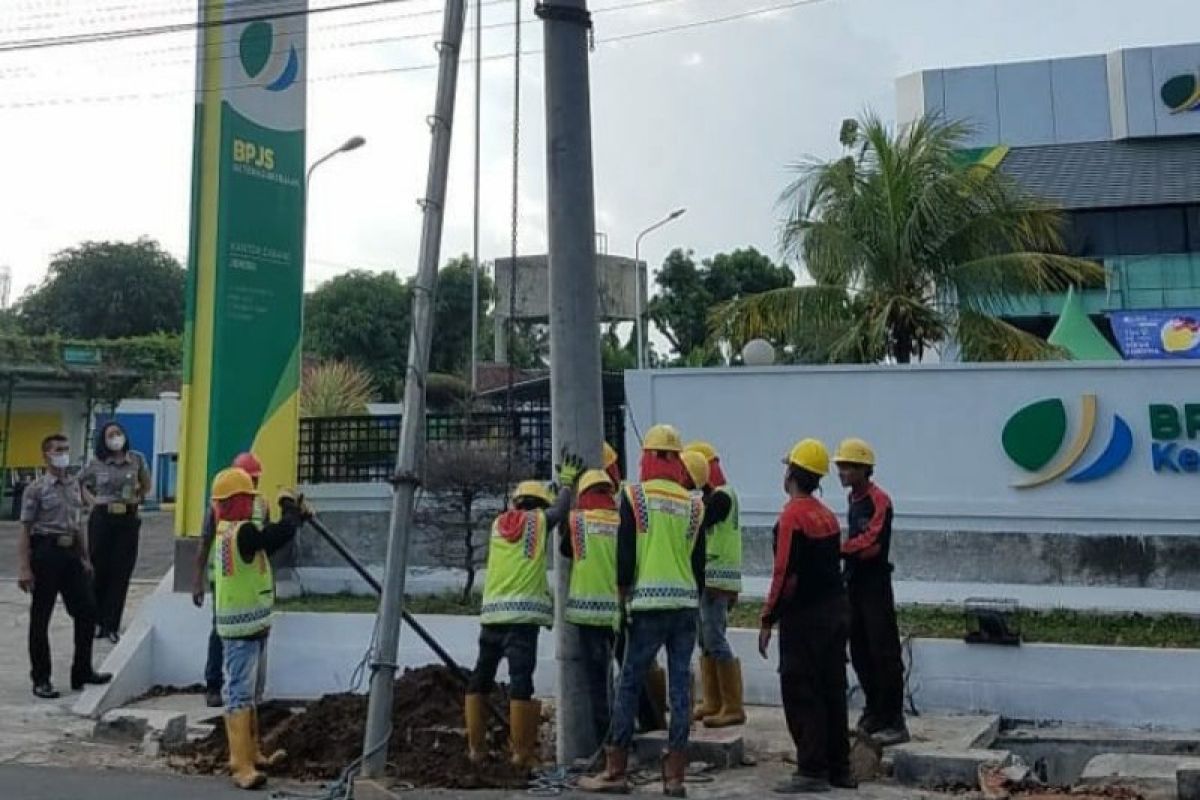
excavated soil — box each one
[172,665,532,789]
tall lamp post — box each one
[634,207,686,369]
[306,135,366,190]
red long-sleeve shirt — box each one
[761,496,842,625]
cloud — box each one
[682,52,703,68]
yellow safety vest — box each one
[213,518,274,639]
[704,487,743,593]
[481,511,553,627]
[625,479,704,612]
[566,509,620,629]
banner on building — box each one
[177,0,307,536]
[1109,310,1200,360]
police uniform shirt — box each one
[80,451,151,505]
[20,472,86,540]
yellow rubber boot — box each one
[225,709,267,790]
[508,699,542,771]
[645,663,668,731]
[703,658,747,728]
[465,693,487,764]
[250,707,286,768]
[692,656,721,721]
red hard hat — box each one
[232,452,262,477]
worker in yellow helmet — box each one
[835,438,908,746]
[758,440,854,793]
[464,452,583,773]
[209,468,310,791]
[559,468,622,758]
[580,424,706,797]
[684,441,746,730]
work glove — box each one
[278,489,314,522]
[555,447,585,490]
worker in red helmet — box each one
[192,452,272,708]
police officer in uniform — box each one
[18,434,112,699]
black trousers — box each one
[573,623,615,750]
[848,573,905,724]
[89,509,141,633]
[778,593,851,781]
[28,540,97,685]
[468,623,539,701]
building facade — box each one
[897,43,1200,341]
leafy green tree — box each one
[17,239,185,338]
[649,247,794,363]
[710,113,1104,363]
[304,270,411,400]
[428,255,493,376]
[600,323,636,371]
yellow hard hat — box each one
[681,450,711,489]
[642,424,683,452]
[211,467,257,501]
[578,469,615,496]
[834,437,876,466]
[513,480,555,506]
[685,441,718,462]
[603,442,618,468]
[784,439,830,476]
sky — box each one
[1,0,1199,310]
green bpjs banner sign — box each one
[177,0,306,537]
[1002,395,1200,489]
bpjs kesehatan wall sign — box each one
[1002,395,1200,488]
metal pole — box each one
[469,0,482,392]
[537,0,605,765]
[360,0,466,778]
[633,209,686,369]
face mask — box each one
[107,435,126,451]
[50,453,70,469]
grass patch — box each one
[278,593,1200,649]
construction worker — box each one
[684,441,745,729]
[209,467,309,791]
[835,438,908,746]
[580,424,706,798]
[464,454,583,772]
[193,452,271,708]
[606,438,667,734]
[759,440,854,794]
[560,468,621,756]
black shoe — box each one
[95,627,108,640]
[205,689,224,708]
[71,671,113,691]
[32,683,61,700]
[830,772,859,790]
[774,774,831,794]
[872,723,910,747]
[106,631,120,645]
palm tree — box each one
[710,113,1105,363]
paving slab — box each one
[891,746,1011,789]
[633,726,745,768]
[1080,753,1200,800]
[95,708,187,749]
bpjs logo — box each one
[1002,396,1200,488]
[1002,395,1132,489]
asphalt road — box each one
[0,765,259,799]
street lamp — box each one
[306,135,366,189]
[634,207,686,369]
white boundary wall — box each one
[624,362,1200,535]
[78,576,1200,731]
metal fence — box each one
[299,406,626,484]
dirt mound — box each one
[173,665,530,789]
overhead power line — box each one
[0,0,830,109]
[0,0,417,53]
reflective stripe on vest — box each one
[566,509,620,628]
[208,497,268,581]
[213,519,274,638]
[704,486,743,592]
[481,511,553,626]
[626,479,703,612]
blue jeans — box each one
[699,592,734,662]
[205,605,224,692]
[610,608,697,751]
[223,636,268,713]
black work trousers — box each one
[848,572,906,725]
[778,592,851,781]
[572,622,615,752]
[28,540,97,686]
[89,508,141,634]
[468,623,539,701]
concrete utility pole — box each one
[361,0,467,779]
[537,0,606,765]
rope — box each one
[502,0,521,497]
